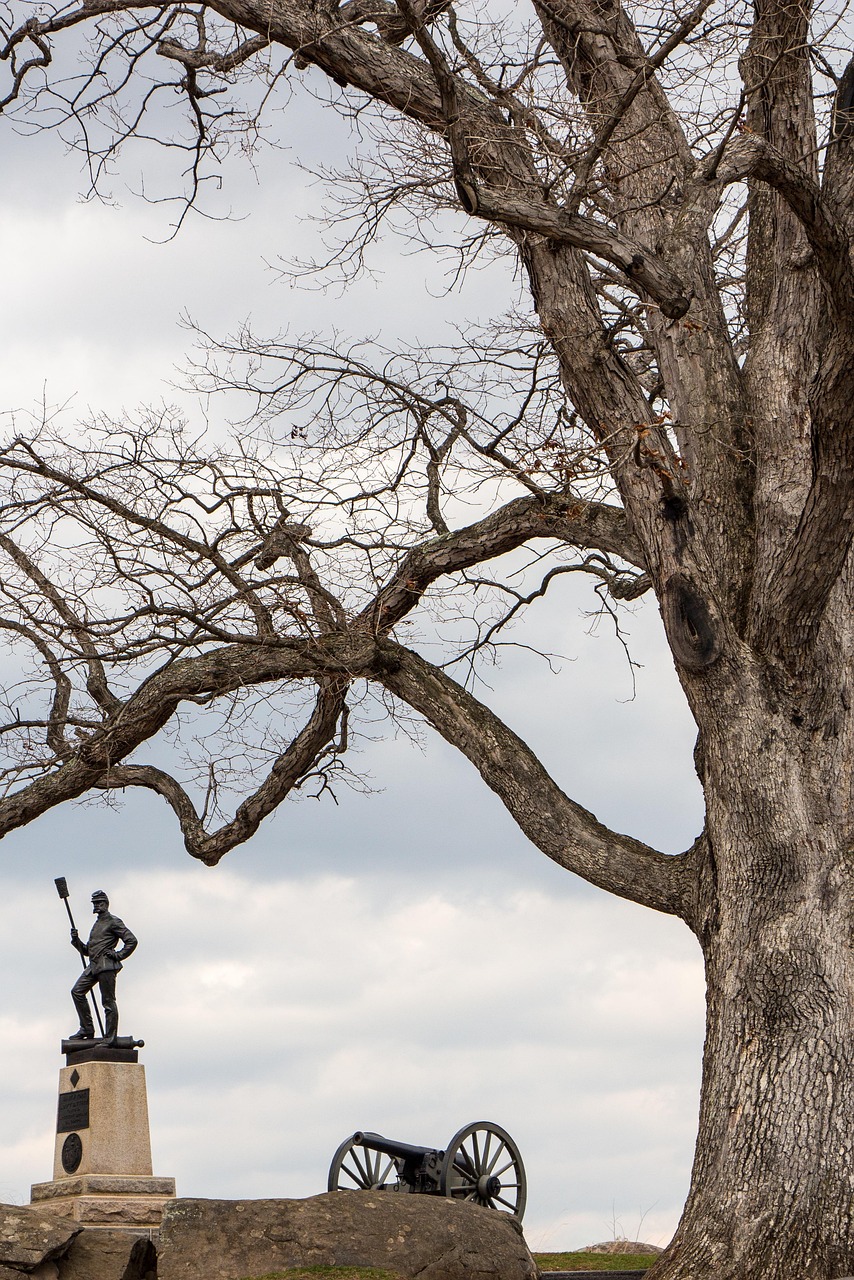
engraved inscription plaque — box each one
[57,1088,90,1133]
[61,1132,83,1174]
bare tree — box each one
[1,0,853,1275]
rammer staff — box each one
[54,877,105,1039]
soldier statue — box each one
[69,890,137,1045]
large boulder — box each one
[0,1267,60,1280]
[57,1230,157,1280]
[582,1240,664,1254]
[0,1204,80,1275]
[157,1192,538,1280]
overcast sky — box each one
[0,59,707,1252]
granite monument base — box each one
[30,1053,176,1231]
[30,1173,177,1229]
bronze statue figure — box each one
[69,890,137,1046]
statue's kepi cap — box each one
[91,889,108,901]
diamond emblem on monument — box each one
[69,1070,80,1088]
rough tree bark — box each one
[0,0,852,1275]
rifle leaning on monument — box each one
[54,876,106,1038]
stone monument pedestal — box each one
[31,1049,176,1231]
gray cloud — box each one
[0,868,703,1249]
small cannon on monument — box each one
[328,1121,526,1219]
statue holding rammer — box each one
[69,890,137,1045]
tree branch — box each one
[0,440,276,638]
[702,133,854,662]
[453,186,691,319]
[157,30,271,73]
[361,491,646,634]
[0,632,372,839]
[708,134,854,329]
[0,531,120,716]
[529,0,753,612]
[95,679,348,863]
[822,57,854,240]
[396,0,689,318]
[375,640,696,920]
[0,618,73,759]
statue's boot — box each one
[72,986,96,1038]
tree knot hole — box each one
[662,574,722,670]
[661,493,688,521]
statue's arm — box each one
[70,928,88,956]
[113,920,138,960]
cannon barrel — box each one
[352,1131,441,1163]
[61,1035,144,1054]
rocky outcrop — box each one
[58,1230,156,1280]
[0,1268,61,1280]
[157,1192,539,1280]
[0,1204,80,1275]
[0,1207,156,1280]
[0,1192,537,1279]
[582,1240,664,1254]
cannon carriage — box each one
[328,1121,526,1219]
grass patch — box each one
[533,1252,658,1271]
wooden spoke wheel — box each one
[327,1133,402,1193]
[440,1121,527,1219]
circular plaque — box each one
[61,1132,83,1174]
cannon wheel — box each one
[328,1133,401,1193]
[440,1121,527,1219]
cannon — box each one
[327,1121,526,1219]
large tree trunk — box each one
[666,931,854,1280]
[653,638,854,1280]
